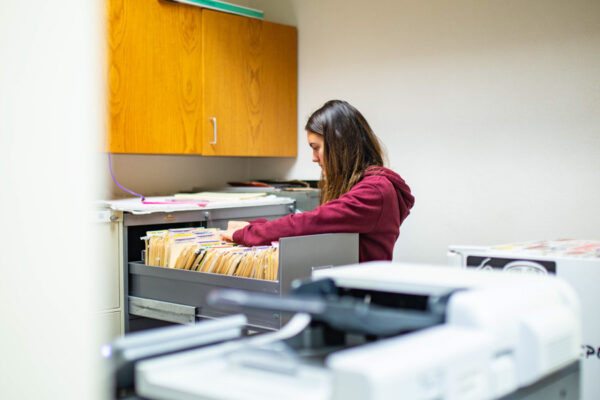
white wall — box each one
[0,1,105,399]
[251,0,600,264]
[109,0,600,264]
[110,154,254,196]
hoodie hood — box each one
[364,166,415,222]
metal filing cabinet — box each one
[107,198,359,333]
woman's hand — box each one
[220,229,236,242]
[227,220,250,231]
[220,220,250,242]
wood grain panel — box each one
[260,19,297,157]
[202,10,297,157]
[107,0,203,154]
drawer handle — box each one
[209,117,217,145]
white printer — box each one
[109,262,582,400]
[448,239,600,400]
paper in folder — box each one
[142,227,279,281]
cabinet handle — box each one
[209,117,217,145]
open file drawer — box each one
[128,233,359,331]
[120,200,295,332]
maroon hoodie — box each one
[232,167,414,262]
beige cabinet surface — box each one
[99,310,124,345]
[96,210,124,341]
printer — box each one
[107,262,582,400]
[448,239,600,400]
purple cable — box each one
[108,153,146,201]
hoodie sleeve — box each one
[232,180,384,246]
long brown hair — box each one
[305,100,385,204]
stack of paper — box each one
[174,192,268,201]
[492,239,600,258]
[100,194,291,215]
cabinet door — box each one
[107,0,203,154]
[202,10,297,157]
[99,310,124,342]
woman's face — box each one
[307,131,325,171]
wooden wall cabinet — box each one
[107,0,297,157]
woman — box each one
[221,100,414,262]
